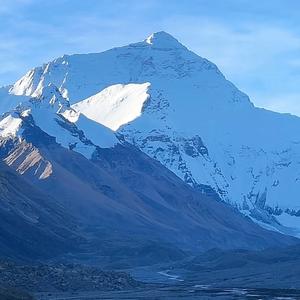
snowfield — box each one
[72,82,150,131]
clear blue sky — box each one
[1,0,300,115]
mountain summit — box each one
[143,31,186,49]
[2,32,300,237]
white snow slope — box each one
[0,83,118,160]
[72,83,150,130]
[4,31,300,236]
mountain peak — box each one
[31,83,70,114]
[144,31,185,49]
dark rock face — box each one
[183,136,208,158]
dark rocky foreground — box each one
[0,287,34,300]
[2,253,300,299]
[0,260,138,295]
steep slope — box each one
[7,31,300,236]
[72,83,150,131]
[0,160,78,259]
[0,92,297,262]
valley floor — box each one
[36,284,300,300]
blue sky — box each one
[1,0,300,115]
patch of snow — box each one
[0,114,22,138]
[0,86,119,159]
[277,213,300,238]
[30,103,96,158]
[72,112,119,148]
[157,270,183,282]
[0,86,29,116]
[20,109,31,117]
[72,83,150,131]
[144,31,186,50]
[30,102,118,158]
[61,107,80,123]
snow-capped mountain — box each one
[3,31,300,237]
[0,101,297,260]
